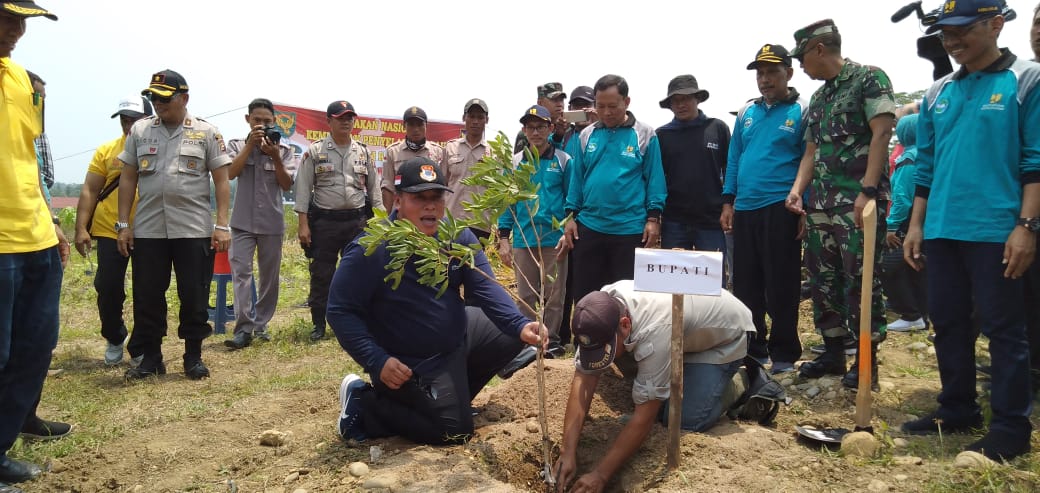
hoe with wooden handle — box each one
[854,199,877,433]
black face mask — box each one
[405,138,426,151]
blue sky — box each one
[12,0,1035,183]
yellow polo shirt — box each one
[87,135,137,239]
[0,57,56,253]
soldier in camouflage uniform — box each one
[784,19,896,389]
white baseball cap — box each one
[111,94,153,119]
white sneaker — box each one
[888,317,926,332]
[104,340,125,366]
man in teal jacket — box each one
[721,44,807,375]
[559,74,667,304]
[498,105,570,358]
[902,0,1040,462]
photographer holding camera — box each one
[293,100,383,342]
[223,98,294,350]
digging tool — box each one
[796,200,878,445]
[854,199,877,433]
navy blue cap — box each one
[519,105,552,125]
[926,0,1005,33]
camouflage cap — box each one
[790,19,838,58]
[537,82,566,100]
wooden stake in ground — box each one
[667,293,684,470]
[855,199,877,432]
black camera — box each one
[262,123,282,144]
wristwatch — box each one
[115,221,130,231]
[214,224,231,232]
[860,185,879,199]
[1017,217,1040,232]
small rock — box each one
[363,477,393,489]
[718,463,733,469]
[907,342,928,352]
[817,377,835,388]
[824,391,837,400]
[893,455,923,466]
[526,420,540,433]
[879,381,895,392]
[297,468,310,475]
[132,486,143,493]
[892,438,909,448]
[484,410,502,421]
[867,479,888,492]
[293,489,308,493]
[309,406,318,414]
[800,466,809,472]
[369,445,384,463]
[894,474,908,481]
[348,462,369,477]
[840,431,880,457]
[954,451,996,468]
[525,411,538,418]
[49,459,66,473]
[284,472,300,484]
[260,429,288,447]
[315,441,327,451]
[805,386,821,398]
[781,378,795,386]
[926,347,936,356]
[795,382,812,391]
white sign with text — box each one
[633,248,723,296]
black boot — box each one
[309,326,326,341]
[799,336,847,378]
[842,342,879,391]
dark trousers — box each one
[95,237,130,345]
[359,307,523,444]
[1023,259,1040,372]
[661,219,729,287]
[0,247,61,457]
[880,243,928,321]
[927,239,1032,438]
[733,203,802,364]
[570,223,641,303]
[127,238,214,359]
[307,213,365,330]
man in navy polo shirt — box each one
[329,158,544,445]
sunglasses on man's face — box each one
[148,93,177,104]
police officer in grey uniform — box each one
[116,69,232,381]
[294,100,383,342]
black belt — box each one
[310,207,365,220]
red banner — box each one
[272,103,463,174]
